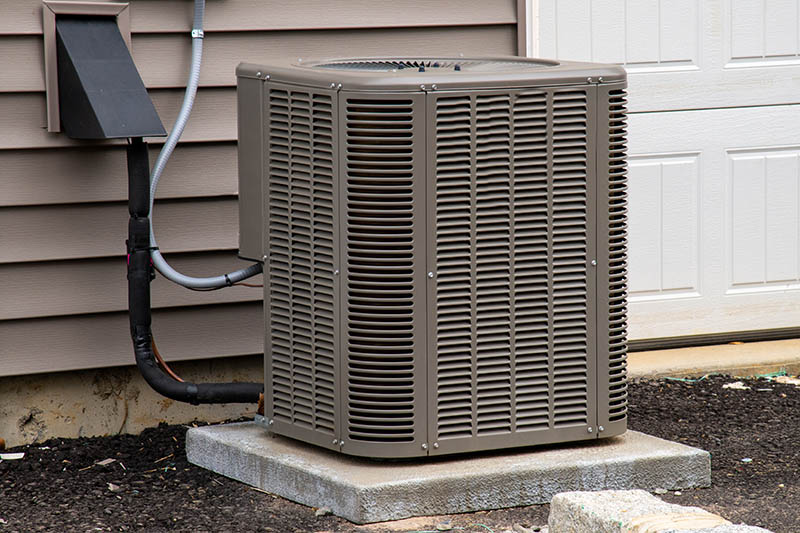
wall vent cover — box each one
[237,56,628,458]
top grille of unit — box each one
[309,58,558,72]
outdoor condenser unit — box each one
[237,57,628,458]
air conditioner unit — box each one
[237,57,628,458]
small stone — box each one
[723,381,750,390]
[741,458,753,463]
[314,506,332,517]
[436,521,454,531]
[107,483,121,492]
[513,524,534,533]
[654,488,668,495]
[779,484,785,488]
[673,491,682,496]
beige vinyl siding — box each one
[0,303,263,376]
[3,0,518,34]
[2,26,518,92]
[0,253,262,321]
[0,144,237,206]
[0,0,523,377]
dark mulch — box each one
[1,375,798,532]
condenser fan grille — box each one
[310,58,557,72]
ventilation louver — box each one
[237,56,628,458]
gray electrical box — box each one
[237,57,628,458]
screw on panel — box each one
[268,419,274,426]
[421,443,428,450]
[598,426,605,432]
[587,427,593,433]
[427,271,435,279]
[420,84,426,90]
[265,75,271,80]
[337,83,342,89]
[256,71,262,77]
[587,77,593,83]
[330,83,336,88]
[598,76,604,82]
[262,254,269,263]
[433,442,439,449]
[334,269,340,276]
[431,84,438,90]
[332,439,338,445]
[590,259,597,266]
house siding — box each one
[0,0,524,376]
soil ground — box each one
[1,375,797,532]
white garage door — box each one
[537,0,800,339]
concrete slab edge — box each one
[186,424,711,524]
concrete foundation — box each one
[186,422,711,524]
[0,355,262,448]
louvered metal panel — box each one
[339,92,427,458]
[597,85,629,429]
[428,88,597,454]
[606,89,629,422]
[264,83,340,450]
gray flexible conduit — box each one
[148,0,262,289]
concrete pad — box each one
[548,490,772,533]
[628,339,800,379]
[186,423,710,524]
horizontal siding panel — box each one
[0,252,262,321]
[0,198,238,263]
[0,302,263,377]
[0,143,237,207]
[1,25,517,92]
[0,88,236,150]
[2,0,516,35]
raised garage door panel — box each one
[627,105,800,339]
[539,0,800,339]
[539,0,800,112]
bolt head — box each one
[265,74,271,80]
[598,426,605,432]
[433,442,439,449]
[587,77,593,83]
[427,271,434,279]
[590,259,597,266]
[334,269,340,276]
[421,443,428,450]
[256,71,262,77]
[431,84,438,90]
[420,84,426,90]
[268,419,274,425]
[332,439,338,445]
[337,83,342,89]
[587,426,593,433]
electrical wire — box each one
[148,0,262,289]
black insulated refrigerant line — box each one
[126,137,263,404]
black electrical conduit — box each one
[126,137,263,404]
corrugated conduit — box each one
[148,0,261,289]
